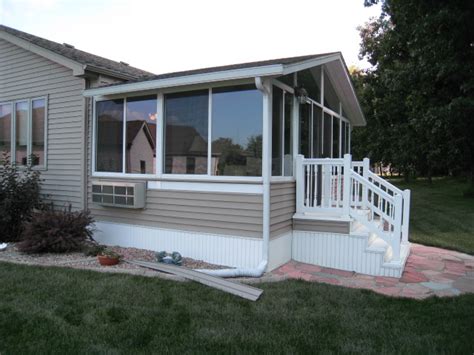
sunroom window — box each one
[163,85,263,177]
[272,86,293,176]
[212,85,262,176]
[164,90,208,174]
[96,96,157,174]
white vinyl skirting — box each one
[94,222,406,276]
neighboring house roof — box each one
[0,25,153,80]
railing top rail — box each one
[367,171,404,195]
[350,170,395,202]
[351,161,364,167]
[301,158,344,165]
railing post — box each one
[295,154,304,214]
[362,157,370,209]
[392,193,403,261]
[402,189,411,244]
[342,154,351,217]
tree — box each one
[354,0,474,185]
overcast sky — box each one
[0,0,381,75]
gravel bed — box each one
[0,244,230,274]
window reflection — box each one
[32,99,45,166]
[0,104,11,157]
[125,96,157,174]
[96,99,124,172]
[15,101,28,165]
[164,90,208,174]
[212,85,262,176]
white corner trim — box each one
[147,180,263,194]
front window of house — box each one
[0,98,47,167]
[96,96,158,174]
[0,103,12,158]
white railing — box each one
[295,154,411,261]
[295,157,345,213]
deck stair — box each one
[294,154,411,277]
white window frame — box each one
[92,83,264,183]
[1,97,48,169]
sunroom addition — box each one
[85,53,411,277]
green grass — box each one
[390,177,474,254]
[0,262,473,354]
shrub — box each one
[0,153,42,242]
[82,243,106,257]
[17,205,95,254]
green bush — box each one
[0,153,42,242]
[17,205,95,254]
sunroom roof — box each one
[83,52,366,126]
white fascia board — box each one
[0,31,85,76]
[337,60,366,126]
[281,54,341,76]
[83,64,284,97]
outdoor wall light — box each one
[294,86,309,104]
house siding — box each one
[0,38,85,209]
[270,181,296,238]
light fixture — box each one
[294,86,308,104]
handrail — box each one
[350,171,395,203]
[367,170,403,196]
[302,158,343,165]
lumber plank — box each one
[128,260,263,301]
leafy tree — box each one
[354,0,474,185]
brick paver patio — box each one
[271,243,474,299]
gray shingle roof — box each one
[0,25,154,80]
[123,52,340,85]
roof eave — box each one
[83,64,284,97]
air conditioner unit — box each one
[91,181,146,209]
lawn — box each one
[0,262,473,354]
[391,177,474,255]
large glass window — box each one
[211,85,262,176]
[272,86,293,176]
[0,103,12,158]
[323,112,332,158]
[312,107,322,158]
[126,96,157,174]
[96,99,124,173]
[333,116,340,158]
[15,101,28,165]
[31,99,45,166]
[164,90,208,174]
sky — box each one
[0,0,381,75]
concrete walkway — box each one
[271,243,474,299]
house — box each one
[0,25,411,277]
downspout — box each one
[196,77,271,278]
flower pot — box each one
[98,255,120,266]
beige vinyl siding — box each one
[293,218,350,234]
[270,181,296,238]
[0,38,85,210]
[88,183,263,238]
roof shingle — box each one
[0,25,154,80]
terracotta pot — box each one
[98,255,120,266]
